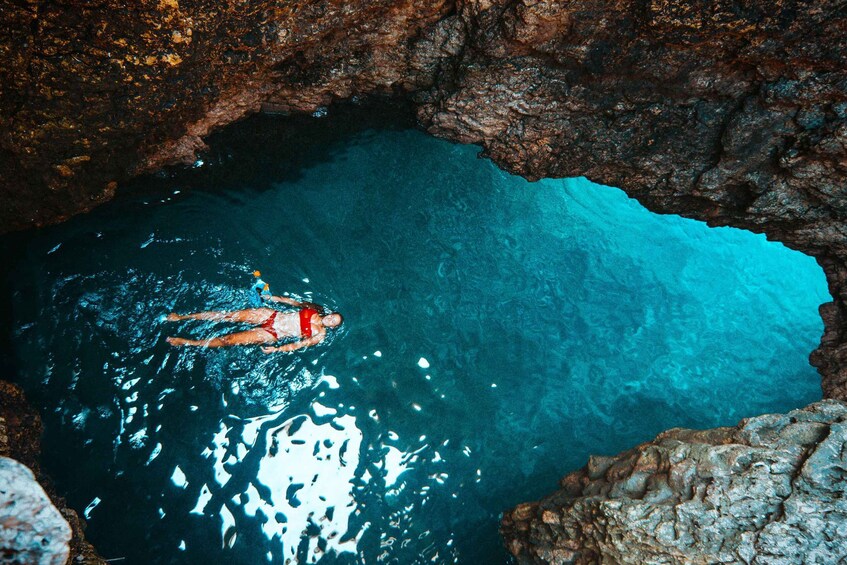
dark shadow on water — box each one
[0,234,27,387]
[121,97,418,200]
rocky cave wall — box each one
[2,0,846,563]
[1,0,457,228]
[0,381,104,564]
[501,400,847,564]
[3,0,845,395]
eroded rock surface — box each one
[502,400,847,564]
[0,456,71,565]
[0,381,104,564]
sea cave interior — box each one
[0,101,830,563]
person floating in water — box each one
[164,295,343,353]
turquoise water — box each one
[1,108,830,563]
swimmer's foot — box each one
[166,336,189,346]
[166,313,182,322]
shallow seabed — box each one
[1,107,830,563]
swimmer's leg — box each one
[166,308,274,325]
[166,328,276,347]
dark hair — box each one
[316,312,343,330]
[301,301,328,316]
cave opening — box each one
[0,100,831,563]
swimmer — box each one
[164,295,343,353]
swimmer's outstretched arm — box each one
[262,332,325,354]
[265,295,324,312]
[264,294,304,307]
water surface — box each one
[1,107,830,563]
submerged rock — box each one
[502,400,847,564]
[0,456,71,565]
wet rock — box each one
[0,381,105,564]
[0,456,71,565]
[0,383,46,473]
[501,400,847,564]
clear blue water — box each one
[1,108,830,564]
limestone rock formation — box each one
[0,456,71,565]
[502,400,847,564]
[0,381,105,564]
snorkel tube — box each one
[249,270,272,307]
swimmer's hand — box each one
[262,346,281,354]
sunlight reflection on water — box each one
[175,367,454,562]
